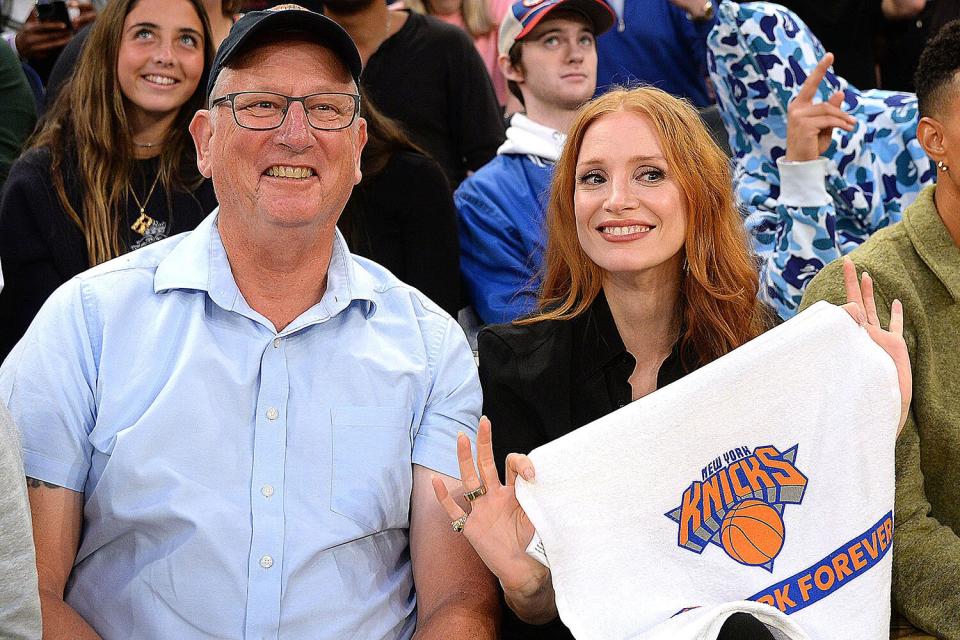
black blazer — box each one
[479,293,691,479]
[477,293,692,640]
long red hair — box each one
[523,87,764,365]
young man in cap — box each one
[3,6,497,638]
[456,0,614,325]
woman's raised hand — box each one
[432,417,551,598]
[840,258,912,435]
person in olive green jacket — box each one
[800,21,960,640]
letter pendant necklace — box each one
[130,172,161,235]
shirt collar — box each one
[572,291,630,378]
[904,186,960,303]
[571,291,691,384]
[154,209,378,329]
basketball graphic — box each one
[666,444,806,572]
[719,499,785,566]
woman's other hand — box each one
[432,417,558,623]
[840,257,912,436]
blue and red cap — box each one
[497,0,616,57]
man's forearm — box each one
[39,589,101,638]
[413,591,499,639]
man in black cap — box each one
[6,6,497,638]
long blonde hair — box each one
[31,0,214,267]
[526,87,765,366]
[405,0,494,37]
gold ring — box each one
[451,515,467,533]
[463,484,487,502]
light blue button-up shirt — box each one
[0,212,481,639]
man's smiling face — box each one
[192,37,367,237]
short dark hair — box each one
[507,42,525,106]
[222,0,244,13]
[915,19,960,117]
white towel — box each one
[515,301,899,640]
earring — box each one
[938,160,949,172]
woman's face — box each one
[573,109,687,280]
[117,0,205,124]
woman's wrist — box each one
[501,564,557,624]
[499,556,551,599]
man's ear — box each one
[189,110,214,179]
[917,115,947,163]
[353,116,368,186]
[499,53,524,84]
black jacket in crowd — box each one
[0,147,216,359]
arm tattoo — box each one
[26,477,64,489]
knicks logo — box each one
[665,445,807,572]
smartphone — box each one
[35,0,73,31]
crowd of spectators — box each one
[0,0,957,638]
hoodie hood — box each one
[497,113,567,162]
[708,1,933,200]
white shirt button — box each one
[266,407,279,421]
[261,484,274,498]
[273,337,281,348]
[260,555,274,569]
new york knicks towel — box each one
[514,301,900,640]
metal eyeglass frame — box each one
[209,91,362,131]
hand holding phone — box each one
[36,0,74,30]
[16,1,96,60]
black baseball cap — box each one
[206,4,363,101]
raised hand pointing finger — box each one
[786,53,857,162]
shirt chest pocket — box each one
[330,406,414,532]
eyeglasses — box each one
[210,91,361,131]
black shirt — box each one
[480,292,692,484]
[568,293,688,430]
[480,293,689,638]
[777,0,883,89]
[341,150,461,316]
[0,147,217,359]
[361,11,505,187]
[878,0,960,91]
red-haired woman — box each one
[432,87,911,639]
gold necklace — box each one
[130,172,161,235]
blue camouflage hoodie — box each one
[707,0,935,318]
